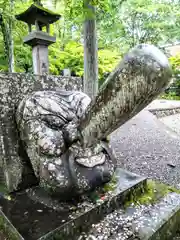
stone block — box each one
[24,31,56,47]
[0,73,82,192]
[0,168,146,239]
[85,191,180,240]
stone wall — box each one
[149,107,180,118]
[0,73,82,192]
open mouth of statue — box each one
[75,152,106,168]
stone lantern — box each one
[16,4,61,75]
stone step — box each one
[159,113,180,136]
[148,107,180,118]
[0,168,147,240]
[83,192,180,240]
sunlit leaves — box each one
[0,0,180,77]
[48,40,121,80]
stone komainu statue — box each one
[16,90,116,198]
[16,44,172,199]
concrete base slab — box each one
[159,114,180,136]
[134,193,180,240]
[85,192,180,240]
[0,168,146,240]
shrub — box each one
[49,41,121,83]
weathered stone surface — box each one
[147,100,180,118]
[133,193,180,240]
[16,90,116,197]
[0,168,147,240]
[80,44,172,147]
[0,73,82,192]
[150,107,180,118]
[1,169,180,240]
[0,210,23,240]
[159,113,180,136]
[85,192,180,240]
[15,44,172,198]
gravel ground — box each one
[83,193,180,240]
[110,109,180,188]
[110,100,180,240]
[160,114,180,135]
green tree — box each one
[0,0,180,82]
[97,0,180,52]
[0,0,15,72]
[51,0,113,98]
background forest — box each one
[0,0,180,85]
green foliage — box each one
[98,0,180,51]
[160,54,180,99]
[49,40,121,80]
[0,0,180,80]
[14,44,32,72]
[49,41,84,76]
[56,0,111,21]
[160,93,180,100]
[169,54,180,73]
[98,48,121,81]
[169,54,180,88]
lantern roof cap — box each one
[16,4,61,26]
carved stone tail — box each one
[80,44,172,147]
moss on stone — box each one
[125,179,180,208]
[103,174,118,192]
[0,215,21,240]
[0,184,8,194]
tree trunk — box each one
[0,14,11,71]
[0,0,15,73]
[8,31,14,73]
[8,0,15,73]
[0,14,8,59]
[83,2,98,99]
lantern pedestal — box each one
[16,4,60,75]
